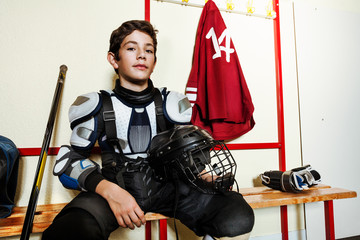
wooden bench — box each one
[0,185,356,240]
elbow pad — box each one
[53,145,100,191]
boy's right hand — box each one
[95,179,146,229]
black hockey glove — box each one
[260,165,321,192]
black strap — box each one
[172,172,180,240]
[101,89,173,145]
[260,170,299,193]
[100,91,118,147]
[153,88,173,133]
[153,88,166,133]
[281,171,299,192]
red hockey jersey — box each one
[186,0,255,140]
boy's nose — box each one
[137,50,146,60]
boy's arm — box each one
[53,145,103,191]
[54,146,145,229]
[53,92,104,191]
[95,179,146,229]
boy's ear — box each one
[107,52,118,69]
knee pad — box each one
[220,194,254,237]
[205,192,254,238]
[203,233,251,240]
[42,209,103,240]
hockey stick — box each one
[20,65,68,240]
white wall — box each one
[294,0,360,239]
[0,0,357,239]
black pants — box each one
[43,181,254,240]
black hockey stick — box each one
[20,65,67,240]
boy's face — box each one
[108,30,156,91]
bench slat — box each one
[245,187,357,209]
[0,185,356,238]
[238,184,331,196]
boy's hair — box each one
[109,20,158,61]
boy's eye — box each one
[127,47,135,51]
[146,49,154,54]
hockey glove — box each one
[260,165,321,192]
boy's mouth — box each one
[134,64,147,70]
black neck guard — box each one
[113,79,157,105]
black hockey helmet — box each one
[148,125,237,194]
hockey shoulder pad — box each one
[162,89,192,124]
[68,92,102,150]
[69,92,102,129]
[260,165,321,192]
[53,145,100,191]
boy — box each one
[43,20,254,240]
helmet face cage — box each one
[178,139,237,193]
[149,125,237,194]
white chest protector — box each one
[68,88,192,159]
[110,94,157,158]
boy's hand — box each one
[199,169,219,182]
[95,179,146,229]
